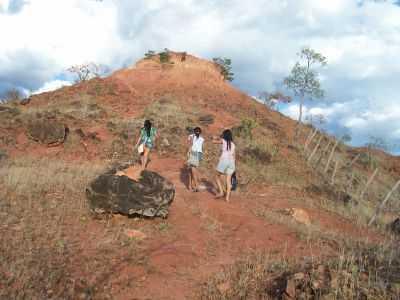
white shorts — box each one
[216,159,235,175]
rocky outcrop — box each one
[86,168,175,218]
[27,119,66,145]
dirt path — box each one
[100,157,379,300]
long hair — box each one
[222,129,233,150]
[194,127,202,138]
[144,120,152,137]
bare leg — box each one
[225,173,232,202]
[192,167,199,191]
[188,166,194,190]
[142,147,150,170]
[215,173,225,198]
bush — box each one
[232,118,257,139]
[212,57,234,81]
[159,49,171,64]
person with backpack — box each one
[213,129,236,202]
[187,127,205,192]
[135,120,158,170]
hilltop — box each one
[0,52,399,299]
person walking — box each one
[135,120,158,170]
[187,127,204,192]
[213,129,236,202]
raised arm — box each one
[211,136,222,144]
[134,131,142,147]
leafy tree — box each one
[212,57,234,81]
[144,50,156,59]
[67,62,109,83]
[284,47,327,138]
[341,133,352,143]
[159,48,171,63]
[259,91,291,111]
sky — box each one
[1,0,400,152]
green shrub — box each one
[159,49,170,64]
[212,57,234,81]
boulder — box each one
[27,119,66,145]
[390,218,400,235]
[86,168,175,218]
[198,114,215,126]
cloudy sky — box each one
[1,0,400,152]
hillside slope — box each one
[0,52,399,299]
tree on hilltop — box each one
[67,62,109,83]
[213,57,234,82]
[284,47,327,138]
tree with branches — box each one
[284,47,327,138]
[259,91,292,111]
[67,62,109,83]
[212,57,234,81]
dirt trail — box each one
[106,157,380,300]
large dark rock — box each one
[390,218,400,235]
[27,119,66,145]
[86,169,175,218]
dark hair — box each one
[194,127,202,138]
[221,129,233,150]
[144,120,152,137]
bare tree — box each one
[284,47,327,139]
[67,62,109,83]
[259,91,292,111]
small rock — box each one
[124,229,146,240]
[286,208,311,225]
[161,138,170,147]
[217,281,231,294]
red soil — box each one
[1,52,387,299]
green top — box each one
[140,127,157,148]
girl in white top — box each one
[213,129,236,202]
[187,127,205,192]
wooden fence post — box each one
[347,153,361,168]
[331,160,339,185]
[324,140,339,173]
[315,140,332,165]
[308,135,324,164]
[304,128,318,151]
[368,179,400,226]
[359,168,378,200]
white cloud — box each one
[32,79,72,95]
[1,0,400,151]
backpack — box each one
[231,172,238,191]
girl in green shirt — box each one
[135,120,158,170]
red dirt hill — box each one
[0,52,399,300]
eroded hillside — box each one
[1,52,399,299]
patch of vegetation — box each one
[232,118,257,139]
[212,57,234,81]
[159,48,171,64]
[144,50,156,59]
[199,240,400,300]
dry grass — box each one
[199,237,400,300]
[0,157,109,299]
